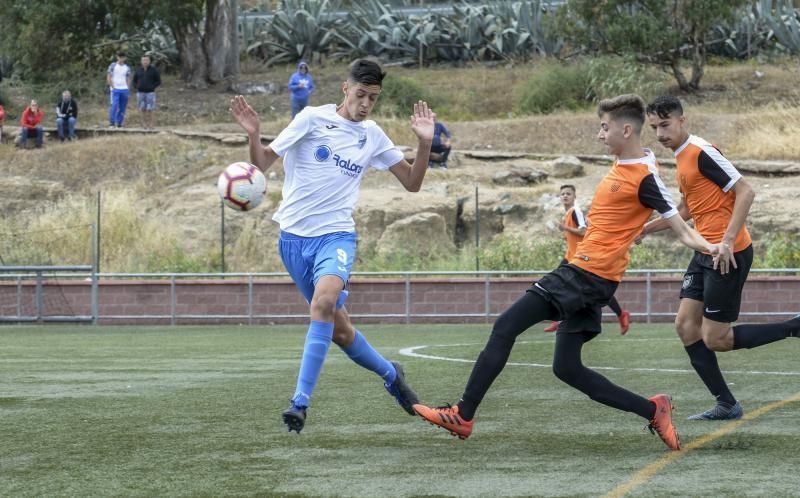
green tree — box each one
[558,0,748,91]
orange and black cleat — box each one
[647,394,680,451]
[413,403,474,439]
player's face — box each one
[560,188,575,206]
[341,81,381,122]
[597,114,626,156]
[647,113,686,151]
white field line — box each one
[399,340,800,377]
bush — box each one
[375,74,440,117]
[585,55,666,102]
[517,61,590,114]
[478,235,564,271]
[758,232,800,268]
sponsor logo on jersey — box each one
[358,133,367,149]
[326,124,338,130]
[314,145,332,162]
[333,153,363,177]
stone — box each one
[550,155,584,178]
[492,166,548,186]
[376,212,455,258]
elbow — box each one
[406,184,422,193]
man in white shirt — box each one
[230,59,436,434]
[106,52,131,128]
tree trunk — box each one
[172,22,208,89]
[669,56,691,92]
[205,0,240,84]
[689,30,706,90]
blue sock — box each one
[341,330,397,384]
[291,320,334,408]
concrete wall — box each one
[1,275,797,325]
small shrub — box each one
[585,55,666,102]
[517,61,590,114]
[758,232,800,268]
[376,75,440,117]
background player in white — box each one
[230,59,436,433]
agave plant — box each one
[756,0,800,54]
[247,0,343,65]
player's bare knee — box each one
[332,324,355,347]
[675,314,702,344]
[310,294,337,320]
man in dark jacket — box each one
[55,90,78,142]
[132,54,161,130]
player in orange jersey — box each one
[544,184,632,334]
[641,96,800,421]
[413,95,734,451]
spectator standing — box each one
[132,54,161,130]
[55,90,78,142]
[288,60,315,118]
[20,100,44,148]
[429,121,452,169]
[0,103,5,143]
[107,52,132,128]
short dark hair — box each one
[348,59,386,86]
[560,184,576,194]
[117,51,126,58]
[597,94,646,130]
[646,95,684,120]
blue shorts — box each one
[137,92,156,111]
[278,231,357,308]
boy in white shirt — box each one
[106,52,131,128]
[230,59,436,433]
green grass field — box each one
[2,324,799,497]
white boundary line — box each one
[399,340,800,377]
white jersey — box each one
[269,104,404,236]
[107,62,130,90]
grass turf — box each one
[1,324,799,497]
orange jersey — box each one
[570,150,678,282]
[562,205,587,261]
[674,135,751,252]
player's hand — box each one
[556,220,565,231]
[711,242,737,274]
[634,229,646,245]
[230,95,261,136]
[410,101,435,142]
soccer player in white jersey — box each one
[230,59,436,433]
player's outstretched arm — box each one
[636,197,690,245]
[389,101,435,192]
[665,214,736,274]
[230,95,278,172]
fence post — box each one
[35,270,43,322]
[248,274,254,326]
[170,275,176,326]
[405,274,411,325]
[646,271,652,324]
[16,275,22,319]
[484,274,490,323]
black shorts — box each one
[680,245,753,323]
[529,264,618,336]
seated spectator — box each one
[55,90,78,142]
[429,121,452,169]
[0,103,5,143]
[20,99,44,148]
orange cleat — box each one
[648,394,681,451]
[619,310,631,335]
[543,321,559,333]
[413,403,474,439]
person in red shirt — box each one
[642,95,800,421]
[412,94,734,451]
[20,100,44,148]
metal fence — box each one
[1,267,799,324]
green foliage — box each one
[517,61,590,114]
[375,75,439,116]
[757,0,800,54]
[758,232,800,268]
[585,55,667,102]
[478,235,563,271]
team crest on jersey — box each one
[610,183,621,193]
[357,133,367,149]
[314,145,332,162]
[682,275,693,289]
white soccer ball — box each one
[217,162,267,211]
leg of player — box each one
[718,317,800,351]
[607,295,631,335]
[333,307,419,415]
[552,332,680,450]
[413,291,558,439]
[676,299,741,420]
[282,275,341,433]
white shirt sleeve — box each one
[269,108,314,157]
[369,127,404,171]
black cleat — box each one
[687,401,743,421]
[384,361,420,415]
[282,401,307,433]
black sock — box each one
[552,333,655,420]
[607,295,622,316]
[458,291,558,421]
[684,340,736,405]
[732,318,800,349]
